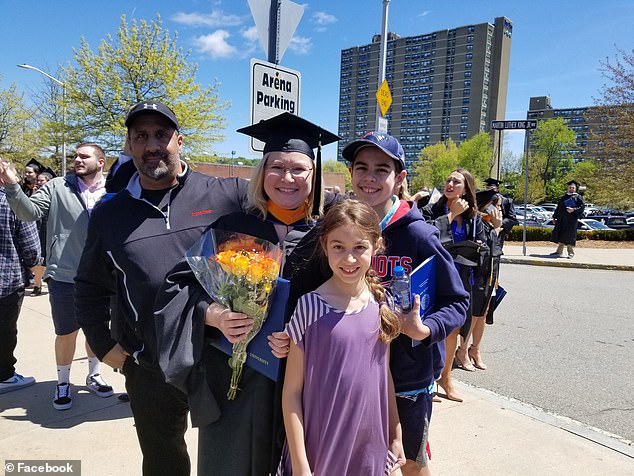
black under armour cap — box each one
[125,101,180,130]
[237,112,339,160]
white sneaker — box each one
[53,382,73,410]
[86,373,114,398]
[0,373,36,394]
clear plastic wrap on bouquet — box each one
[185,229,283,399]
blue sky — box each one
[1,0,633,162]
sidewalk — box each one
[502,243,634,271]
[2,279,633,475]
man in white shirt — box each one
[0,144,113,410]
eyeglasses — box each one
[265,164,313,179]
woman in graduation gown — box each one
[154,112,340,476]
[421,168,490,402]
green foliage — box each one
[61,14,227,153]
[507,226,634,241]
[411,139,458,191]
[587,47,634,209]
[0,78,38,162]
[322,160,352,191]
[457,132,493,180]
[530,118,576,194]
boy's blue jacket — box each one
[377,200,469,392]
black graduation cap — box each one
[25,158,44,173]
[41,166,57,178]
[566,180,579,187]
[484,177,501,187]
[476,188,500,209]
[237,112,340,215]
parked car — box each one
[583,207,602,217]
[516,205,550,222]
[627,217,634,226]
[578,219,615,231]
[539,203,557,214]
[588,215,630,230]
[543,218,614,231]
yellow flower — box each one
[232,254,249,276]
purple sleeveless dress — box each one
[278,291,398,475]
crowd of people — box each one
[0,102,532,476]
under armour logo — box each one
[143,103,158,110]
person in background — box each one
[105,137,137,194]
[155,112,341,476]
[75,100,250,476]
[483,177,518,240]
[345,132,468,475]
[0,180,40,394]
[481,178,517,326]
[421,168,489,402]
[550,180,585,259]
[280,200,404,475]
[21,158,43,197]
[30,171,54,296]
[459,189,503,370]
[0,145,112,411]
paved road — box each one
[456,264,634,442]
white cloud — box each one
[311,11,337,32]
[288,35,312,55]
[418,10,431,18]
[312,11,337,26]
[172,10,243,27]
[193,30,237,59]
[242,25,259,43]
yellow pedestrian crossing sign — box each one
[376,80,392,117]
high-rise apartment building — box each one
[338,17,512,170]
[527,96,602,163]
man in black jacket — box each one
[75,101,249,476]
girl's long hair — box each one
[437,167,478,219]
[318,200,400,343]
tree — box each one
[456,132,493,180]
[529,118,575,198]
[60,15,227,154]
[411,139,458,192]
[0,77,38,162]
[589,47,634,208]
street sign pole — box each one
[522,129,531,257]
[375,0,390,131]
[490,119,538,257]
[268,0,280,64]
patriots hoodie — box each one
[377,199,469,393]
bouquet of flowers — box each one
[186,229,283,399]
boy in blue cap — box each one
[344,132,469,476]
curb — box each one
[501,257,634,272]
[455,381,634,459]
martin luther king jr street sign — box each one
[491,120,538,130]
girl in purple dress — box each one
[280,200,405,475]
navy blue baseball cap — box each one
[342,132,405,170]
[125,100,180,131]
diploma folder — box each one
[564,197,577,209]
[210,277,290,381]
[409,255,436,347]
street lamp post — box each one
[18,64,67,176]
[231,150,236,177]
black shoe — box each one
[32,286,42,296]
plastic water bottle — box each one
[391,266,412,313]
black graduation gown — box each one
[550,193,585,245]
